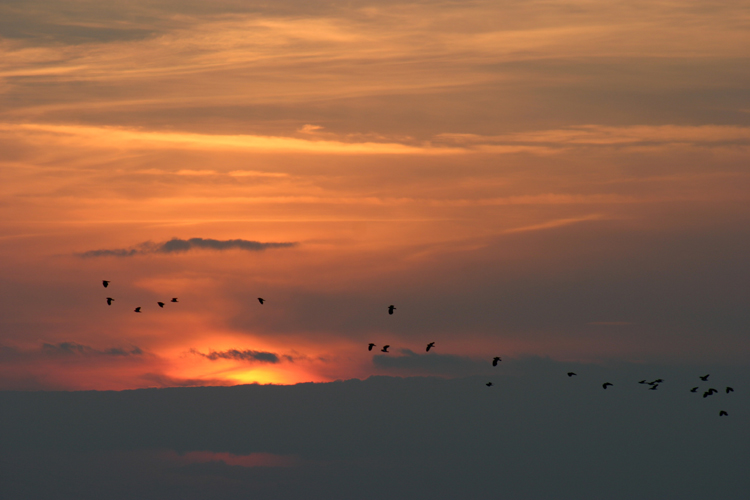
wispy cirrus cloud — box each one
[77,237,297,258]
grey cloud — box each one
[190,348,281,364]
[41,342,145,357]
[77,237,297,258]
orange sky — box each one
[1,0,749,390]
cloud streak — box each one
[78,237,297,258]
[0,343,145,362]
[189,348,283,364]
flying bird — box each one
[700,374,710,381]
[726,387,734,394]
[638,380,647,384]
[258,298,265,305]
[567,372,577,377]
[719,411,728,416]
[486,382,493,387]
[106,297,114,306]
[426,342,435,352]
[603,382,613,389]
[492,357,501,366]
[102,280,110,288]
[157,302,165,308]
[134,307,141,313]
[690,387,698,393]
[381,345,390,353]
[703,389,718,398]
[171,298,178,303]
[648,384,658,390]
[368,343,376,351]
[388,305,396,315]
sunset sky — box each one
[1,1,749,496]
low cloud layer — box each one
[1,361,748,499]
[77,238,297,258]
[190,348,282,364]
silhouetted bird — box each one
[603,382,613,389]
[653,379,663,383]
[258,298,265,305]
[106,297,114,305]
[649,384,658,390]
[134,307,141,313]
[381,345,390,353]
[719,411,728,416]
[157,302,165,308]
[703,389,718,398]
[700,374,710,381]
[388,305,396,315]
[426,342,435,352]
[492,357,501,366]
[567,372,577,377]
[638,380,647,384]
[171,298,178,303]
[103,280,110,288]
[690,387,698,393]
[726,387,734,394]
[647,381,658,386]
[368,343,375,351]
[486,382,493,387]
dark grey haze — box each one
[0,358,748,500]
[189,348,281,363]
[77,238,297,257]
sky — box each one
[0,0,749,497]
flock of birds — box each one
[101,280,735,417]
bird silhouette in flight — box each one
[102,280,110,288]
[388,305,396,315]
[603,382,613,389]
[381,345,390,353]
[106,298,114,305]
[726,387,734,394]
[171,298,178,303]
[638,380,647,384]
[719,411,728,417]
[700,374,710,381]
[690,387,698,393]
[157,302,165,308]
[486,382,493,387]
[567,372,577,377]
[134,307,141,313]
[703,388,718,398]
[649,384,658,390]
[492,357,501,366]
[258,298,265,305]
[426,342,435,352]
[368,343,376,351]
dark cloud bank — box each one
[77,237,297,258]
[0,358,748,500]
